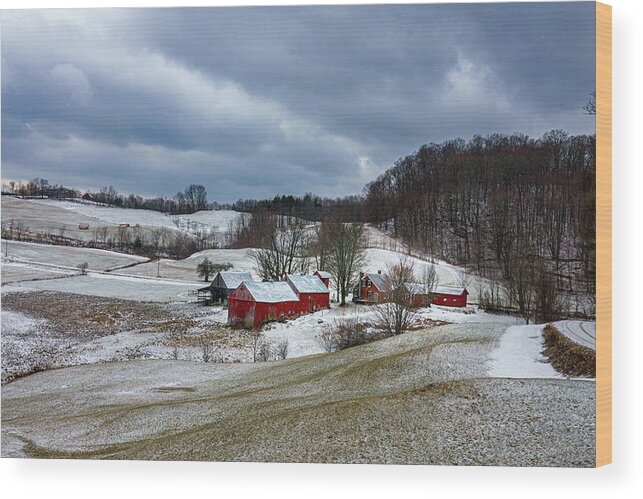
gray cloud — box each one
[1,3,595,202]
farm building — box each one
[352,271,391,304]
[197,271,253,305]
[431,286,468,307]
[228,281,302,328]
[286,274,331,313]
[313,270,332,288]
[403,283,468,308]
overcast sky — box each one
[1,3,595,202]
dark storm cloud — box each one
[1,3,595,202]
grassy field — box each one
[1,322,595,466]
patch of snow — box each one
[487,324,564,379]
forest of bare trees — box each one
[363,130,596,319]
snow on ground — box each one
[487,324,565,379]
[553,320,596,350]
[1,240,147,271]
[28,198,183,231]
[258,302,520,359]
[120,248,259,282]
[1,322,596,465]
[1,260,73,284]
[6,272,200,302]
[1,196,104,241]
[27,198,245,237]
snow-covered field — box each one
[120,248,259,282]
[1,197,245,242]
[4,273,200,302]
[2,240,147,272]
[2,197,106,241]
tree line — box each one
[362,130,596,319]
[2,180,212,215]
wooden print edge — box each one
[595,1,612,468]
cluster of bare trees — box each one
[245,213,368,305]
[364,130,596,319]
[2,178,77,199]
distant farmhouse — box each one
[227,273,331,328]
[352,271,391,304]
[353,271,468,308]
[198,271,253,305]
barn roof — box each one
[216,271,253,290]
[287,274,330,294]
[241,281,299,303]
[314,270,332,279]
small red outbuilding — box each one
[404,283,468,308]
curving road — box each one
[553,320,596,350]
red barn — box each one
[287,274,331,313]
[431,286,468,307]
[227,281,302,328]
[352,271,390,304]
[403,283,468,307]
[313,270,332,288]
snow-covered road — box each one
[553,320,596,350]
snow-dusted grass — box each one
[1,321,595,465]
[2,240,147,271]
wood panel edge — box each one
[595,0,612,468]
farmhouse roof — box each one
[287,274,330,294]
[242,281,299,303]
[364,272,388,290]
[315,271,332,279]
[217,271,253,290]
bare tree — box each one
[318,328,340,353]
[249,219,310,281]
[275,339,289,360]
[325,219,368,305]
[96,226,109,244]
[375,258,417,336]
[257,342,272,362]
[199,337,213,363]
[77,262,89,275]
[583,91,596,115]
[420,264,438,307]
[247,330,263,362]
[13,221,26,241]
